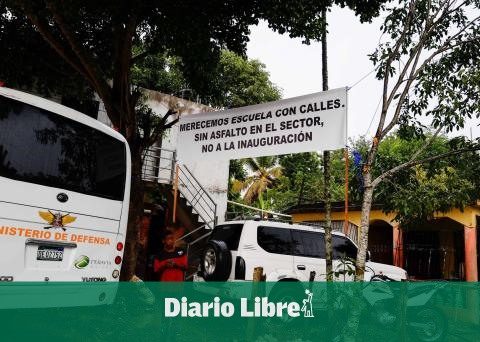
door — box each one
[404,231,442,279]
[368,222,393,265]
[292,230,327,281]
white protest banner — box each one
[177,87,347,162]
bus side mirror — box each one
[367,250,371,261]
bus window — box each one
[0,96,126,200]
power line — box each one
[365,94,383,136]
[347,65,379,91]
[346,64,382,137]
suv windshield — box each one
[0,96,126,200]
[210,224,244,250]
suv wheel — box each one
[201,240,232,281]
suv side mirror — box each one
[366,250,371,261]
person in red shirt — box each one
[153,231,187,281]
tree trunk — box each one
[321,9,328,91]
[321,8,333,282]
[355,171,373,281]
[120,139,145,281]
[338,172,374,341]
[324,151,333,281]
[297,175,305,206]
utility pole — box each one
[322,9,333,282]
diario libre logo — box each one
[165,289,314,319]
[38,211,76,231]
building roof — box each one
[287,200,480,215]
[286,201,385,215]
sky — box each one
[246,7,479,141]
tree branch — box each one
[131,50,152,65]
[409,34,480,84]
[384,43,423,116]
[21,8,89,82]
[444,0,469,17]
[409,125,443,161]
[162,118,179,130]
[380,13,480,138]
[45,0,111,102]
[145,109,178,146]
[375,0,418,137]
[372,146,479,188]
[18,2,120,128]
[380,42,424,138]
[111,13,139,132]
[382,0,446,117]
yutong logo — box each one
[82,277,107,282]
[165,290,314,318]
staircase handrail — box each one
[181,164,217,208]
[175,222,211,243]
[142,146,218,229]
[176,164,217,228]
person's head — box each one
[162,222,185,251]
[162,222,184,251]
[163,233,175,251]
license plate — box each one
[37,246,64,261]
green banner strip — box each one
[0,282,479,341]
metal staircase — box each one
[142,146,217,229]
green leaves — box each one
[365,132,480,227]
[228,156,282,205]
[211,50,282,108]
[132,49,282,109]
[373,0,480,135]
[390,165,474,227]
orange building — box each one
[287,202,480,281]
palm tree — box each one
[232,156,282,207]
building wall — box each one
[96,89,229,224]
[291,205,480,281]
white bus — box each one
[0,87,130,303]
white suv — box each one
[200,220,407,282]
